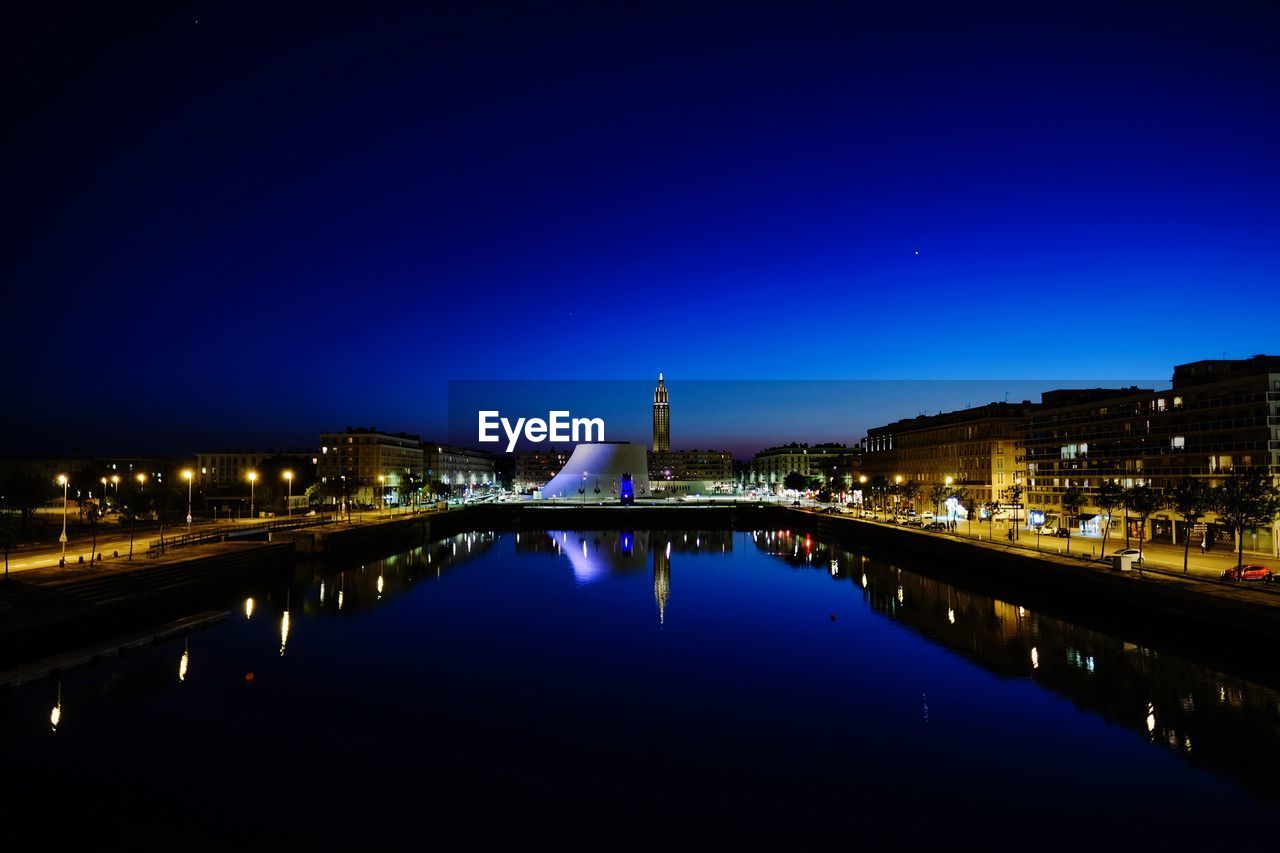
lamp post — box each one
[182,469,194,532]
[57,474,69,566]
[284,470,294,517]
[378,474,385,512]
[111,474,119,493]
[247,471,258,519]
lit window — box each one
[1171,436,1185,449]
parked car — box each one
[1111,548,1145,564]
[903,519,924,528]
[1219,565,1274,583]
[1050,527,1070,538]
[924,521,947,531]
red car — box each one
[1219,565,1274,583]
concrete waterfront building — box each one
[318,427,424,506]
[860,402,1036,511]
[649,449,735,495]
[1024,356,1280,554]
[423,442,496,492]
[653,373,670,452]
[743,443,857,492]
[538,442,650,501]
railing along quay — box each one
[148,515,335,552]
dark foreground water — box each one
[2,529,1278,848]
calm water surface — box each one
[2,529,1277,847]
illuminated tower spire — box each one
[653,373,670,452]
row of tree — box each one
[844,469,1279,572]
[1057,470,1280,572]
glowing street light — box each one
[283,470,294,517]
[377,474,385,511]
[56,474,69,566]
[111,474,119,491]
[247,470,258,519]
[182,469,194,531]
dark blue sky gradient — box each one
[4,1,1277,454]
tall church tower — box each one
[653,373,670,452]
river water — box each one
[2,528,1276,847]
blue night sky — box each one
[4,1,1277,456]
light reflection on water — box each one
[2,528,1278,845]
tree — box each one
[983,499,1000,540]
[1061,486,1084,555]
[899,481,921,516]
[252,455,314,515]
[84,502,102,565]
[867,475,889,515]
[1168,477,1212,574]
[1213,468,1280,571]
[783,471,808,493]
[1122,484,1163,567]
[0,463,53,532]
[1095,481,1123,560]
[1002,484,1024,540]
[150,479,189,551]
[928,483,949,519]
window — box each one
[1171,436,1185,449]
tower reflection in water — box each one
[748,528,1280,798]
[515,529,732,623]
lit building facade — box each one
[514,447,572,493]
[861,403,1035,509]
[1025,356,1280,553]
[423,442,496,492]
[317,428,424,505]
[196,451,270,490]
[743,443,857,491]
[649,449,734,495]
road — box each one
[0,508,417,575]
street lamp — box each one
[284,470,294,517]
[182,469,194,531]
[378,474,385,511]
[56,474,69,566]
[247,470,258,519]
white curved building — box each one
[538,442,651,501]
